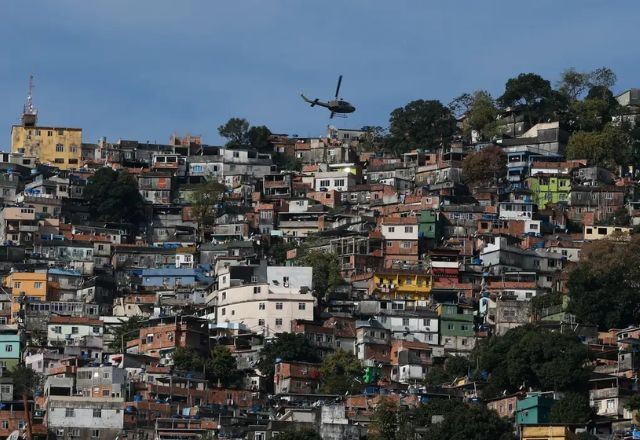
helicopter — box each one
[301,75,356,118]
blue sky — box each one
[1,1,639,146]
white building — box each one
[46,396,124,440]
[498,201,535,220]
[375,313,439,344]
[314,171,356,192]
[212,266,314,338]
[47,316,104,345]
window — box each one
[93,409,102,418]
[258,319,265,326]
[53,326,62,334]
[598,227,607,235]
[298,303,306,310]
[334,179,345,187]
[93,326,101,334]
[13,282,20,289]
[387,226,395,233]
[404,226,413,233]
[92,430,100,439]
[253,286,261,294]
[221,308,226,316]
[55,144,64,152]
[71,326,79,334]
[1,421,7,429]
[259,303,266,310]
[0,385,11,394]
[276,303,283,310]
[146,334,154,343]
[275,318,283,326]
[401,241,411,249]
[529,223,538,230]
[65,408,75,417]
[402,318,410,326]
[5,345,12,352]
[34,282,43,289]
[54,158,65,164]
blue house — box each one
[130,268,208,288]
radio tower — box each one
[22,74,38,126]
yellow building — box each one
[372,270,432,299]
[522,426,578,440]
[11,125,82,170]
[10,82,83,170]
[6,271,48,321]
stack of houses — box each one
[0,87,638,439]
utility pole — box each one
[17,293,34,440]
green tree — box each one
[570,98,614,132]
[369,398,413,440]
[423,367,453,386]
[428,403,517,440]
[550,392,594,424]
[557,68,590,101]
[247,125,273,152]
[588,67,617,98]
[218,117,250,148]
[108,315,146,351]
[360,126,388,152]
[498,73,553,126]
[462,145,506,184]
[207,345,239,387]
[410,398,465,428]
[273,153,302,171]
[445,356,472,378]
[296,250,342,300]
[387,100,456,154]
[84,168,146,225]
[566,123,631,169]
[189,180,225,242]
[273,427,321,440]
[625,394,640,411]
[476,325,590,398]
[465,90,499,141]
[172,346,205,373]
[319,350,363,395]
[257,333,320,388]
[568,238,640,329]
[8,364,43,440]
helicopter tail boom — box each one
[301,94,328,109]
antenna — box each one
[24,75,37,116]
[21,74,38,127]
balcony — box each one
[590,387,619,400]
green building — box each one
[0,329,21,371]
[527,174,571,209]
[438,304,475,337]
[418,210,439,239]
[516,395,555,425]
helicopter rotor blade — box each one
[334,75,343,98]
